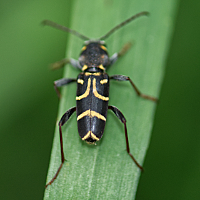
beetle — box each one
[42,11,157,188]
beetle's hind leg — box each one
[108,105,143,170]
[45,107,76,188]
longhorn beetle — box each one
[43,11,157,188]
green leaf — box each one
[44,0,178,199]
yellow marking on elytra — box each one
[100,79,108,84]
[77,110,90,121]
[77,109,106,121]
[82,131,90,140]
[85,72,101,76]
[82,131,100,141]
[85,72,92,76]
[76,78,91,100]
[93,72,101,76]
[77,79,84,84]
[98,64,105,71]
[82,65,88,71]
[91,110,106,121]
[90,132,100,141]
[93,78,109,101]
[81,46,87,51]
[100,45,107,51]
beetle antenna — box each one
[42,20,90,41]
[99,11,149,41]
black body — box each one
[75,42,110,143]
[43,12,157,188]
[76,71,109,143]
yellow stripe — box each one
[76,78,91,100]
[85,72,91,76]
[85,72,101,76]
[93,72,101,76]
[82,131,90,140]
[77,110,90,121]
[91,110,106,121]
[82,65,88,71]
[77,79,84,84]
[82,131,100,141]
[91,132,100,141]
[98,64,105,71]
[77,109,106,121]
[81,46,87,51]
[100,45,107,51]
[93,78,109,101]
[100,79,108,84]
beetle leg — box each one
[108,105,143,170]
[45,106,76,188]
[109,42,132,66]
[54,78,77,98]
[50,58,82,70]
[110,75,158,102]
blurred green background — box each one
[0,0,200,200]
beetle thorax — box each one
[79,42,109,70]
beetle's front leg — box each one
[109,42,132,66]
[50,58,82,70]
[110,75,158,102]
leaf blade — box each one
[44,0,179,199]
